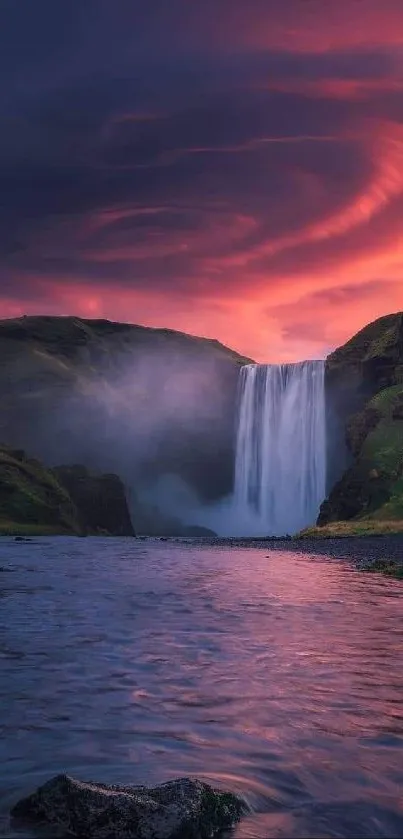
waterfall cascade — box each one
[234,361,326,536]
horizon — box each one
[1,309,401,364]
[2,1,403,361]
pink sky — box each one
[1,0,403,360]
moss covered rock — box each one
[319,382,403,525]
[0,446,81,535]
[11,773,246,839]
[326,312,403,393]
[325,312,403,492]
[0,446,135,536]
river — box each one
[1,537,403,838]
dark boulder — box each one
[11,773,246,839]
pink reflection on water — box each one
[2,540,403,837]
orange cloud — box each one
[213,121,403,273]
[2,0,403,362]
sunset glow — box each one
[1,0,403,360]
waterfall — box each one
[234,361,326,536]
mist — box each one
[2,341,240,535]
[130,359,328,538]
[1,328,330,537]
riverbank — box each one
[2,527,402,576]
[297,520,403,538]
[0,520,74,536]
[180,533,403,574]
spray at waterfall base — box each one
[148,361,326,538]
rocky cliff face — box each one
[325,312,403,491]
[0,316,251,523]
[320,313,403,525]
[54,465,135,536]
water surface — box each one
[1,538,403,837]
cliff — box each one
[326,312,403,393]
[325,312,403,491]
[2,312,402,537]
[0,446,80,535]
[319,312,403,528]
[54,465,135,536]
[0,446,135,536]
[0,316,251,519]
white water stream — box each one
[234,361,326,535]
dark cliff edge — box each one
[0,446,135,536]
[312,312,403,536]
[0,315,251,534]
[54,465,135,536]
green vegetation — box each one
[0,446,134,536]
[0,315,251,510]
[297,520,403,539]
[346,385,403,519]
[326,312,403,378]
[0,520,73,536]
[364,321,401,361]
[355,385,403,516]
[361,558,403,579]
[1,312,402,540]
[0,446,80,535]
[320,311,403,536]
[0,315,252,367]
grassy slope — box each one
[326,311,403,380]
[0,446,81,535]
[298,520,403,538]
[0,315,252,369]
[361,385,403,519]
[0,446,136,536]
[0,315,252,435]
[304,382,403,538]
[317,312,403,534]
[343,385,403,520]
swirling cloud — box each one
[1,0,403,359]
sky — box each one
[1,0,403,361]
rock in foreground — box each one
[11,773,246,839]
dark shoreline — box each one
[4,531,403,572]
[180,534,403,568]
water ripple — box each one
[1,537,403,837]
